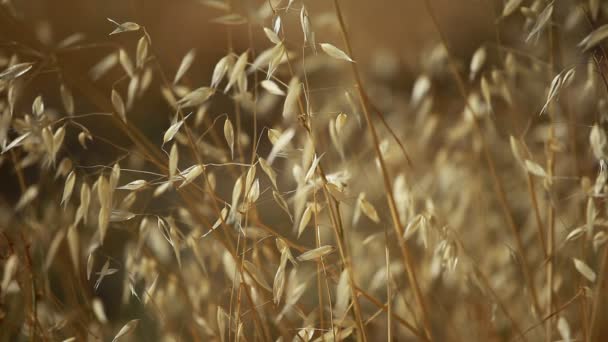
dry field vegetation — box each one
[2,0,608,341]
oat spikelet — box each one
[320,43,354,62]
[174,49,196,84]
[224,118,234,159]
[297,245,335,261]
[112,319,139,341]
[573,258,596,282]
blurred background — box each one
[10,0,493,65]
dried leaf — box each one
[573,258,596,282]
[502,0,523,17]
[224,118,234,159]
[411,75,431,106]
[169,143,179,179]
[143,274,159,305]
[359,195,380,223]
[590,124,608,161]
[16,186,38,211]
[557,316,571,342]
[112,319,139,341]
[540,74,561,115]
[117,179,147,191]
[267,127,295,164]
[77,183,91,225]
[86,252,95,281]
[110,164,121,190]
[44,229,66,270]
[526,3,553,43]
[334,270,350,318]
[60,84,75,115]
[225,51,248,93]
[229,176,243,223]
[525,160,547,178]
[95,260,118,290]
[125,76,139,110]
[266,43,286,79]
[108,19,141,35]
[201,0,230,11]
[52,126,66,158]
[260,79,285,96]
[283,77,301,119]
[565,227,585,242]
[273,15,281,33]
[212,13,247,25]
[174,49,196,84]
[480,76,492,108]
[2,132,31,154]
[211,55,232,89]
[112,89,126,122]
[594,231,608,251]
[135,37,148,69]
[244,165,256,195]
[273,191,292,221]
[62,171,76,207]
[304,154,322,183]
[297,205,312,238]
[33,95,44,117]
[67,225,79,272]
[259,157,278,189]
[153,181,172,197]
[268,128,281,145]
[320,43,354,62]
[263,27,281,44]
[312,327,354,342]
[579,24,608,51]
[509,136,526,168]
[246,179,260,203]
[297,245,335,261]
[562,68,576,87]
[217,307,227,342]
[273,251,287,305]
[1,254,18,294]
[90,53,118,80]
[335,113,347,135]
[179,164,205,188]
[163,114,191,144]
[244,260,271,291]
[300,7,313,44]
[0,62,34,81]
[469,46,486,81]
[42,127,54,157]
[98,206,110,243]
[326,183,348,202]
[119,49,134,78]
[92,298,108,323]
[586,197,597,237]
[177,87,214,108]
